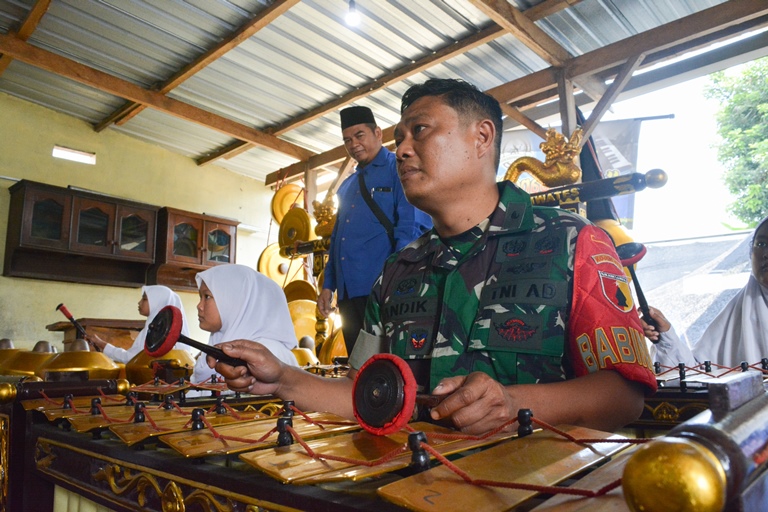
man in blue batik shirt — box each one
[318,106,431,355]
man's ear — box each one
[475,119,496,158]
[374,126,383,141]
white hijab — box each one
[191,264,298,384]
[692,216,768,367]
[692,275,768,367]
[103,285,191,363]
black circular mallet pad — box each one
[145,306,246,367]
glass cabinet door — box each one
[206,226,233,264]
[21,188,72,250]
[70,198,116,255]
[168,214,204,264]
[116,205,156,261]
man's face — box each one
[342,124,382,167]
[394,95,479,210]
[751,222,768,287]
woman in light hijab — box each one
[191,264,298,385]
[646,215,768,367]
[89,285,191,363]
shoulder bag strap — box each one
[358,171,396,251]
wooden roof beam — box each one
[206,25,506,165]
[492,0,768,108]
[265,126,394,186]
[506,14,768,111]
[242,0,580,172]
[566,0,768,81]
[524,0,584,21]
[580,54,645,142]
[500,104,548,140]
[467,0,572,66]
[94,0,301,132]
[0,0,51,75]
[0,32,313,161]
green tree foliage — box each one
[705,57,768,226]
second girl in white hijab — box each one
[90,285,192,363]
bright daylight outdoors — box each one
[586,50,767,348]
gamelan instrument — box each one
[529,168,668,208]
[623,370,768,512]
[145,305,247,367]
[5,353,768,511]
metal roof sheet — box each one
[0,0,746,184]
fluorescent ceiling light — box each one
[52,145,96,165]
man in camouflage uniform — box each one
[208,78,657,436]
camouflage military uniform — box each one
[358,180,656,394]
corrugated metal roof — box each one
[0,0,754,183]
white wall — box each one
[0,92,279,348]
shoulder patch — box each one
[593,254,634,313]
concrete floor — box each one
[635,231,752,346]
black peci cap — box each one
[340,106,376,129]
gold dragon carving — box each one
[312,195,336,239]
[504,128,583,188]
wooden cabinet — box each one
[147,207,238,291]
[17,182,73,251]
[69,196,156,261]
[3,180,158,287]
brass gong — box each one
[283,279,317,303]
[278,207,317,249]
[2,341,58,377]
[318,328,347,365]
[271,183,305,224]
[257,243,304,287]
[288,299,320,345]
[125,348,195,386]
[36,340,121,380]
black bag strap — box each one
[358,171,396,251]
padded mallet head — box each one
[353,353,417,436]
[145,306,182,357]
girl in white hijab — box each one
[648,215,768,367]
[89,285,191,364]
[191,264,298,384]
[691,215,768,366]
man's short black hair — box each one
[400,78,503,168]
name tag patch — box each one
[480,279,567,307]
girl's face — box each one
[138,293,150,317]
[197,281,222,333]
[751,221,768,288]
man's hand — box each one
[641,306,671,342]
[429,372,515,435]
[206,340,286,396]
[317,288,335,318]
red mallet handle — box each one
[56,303,88,339]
